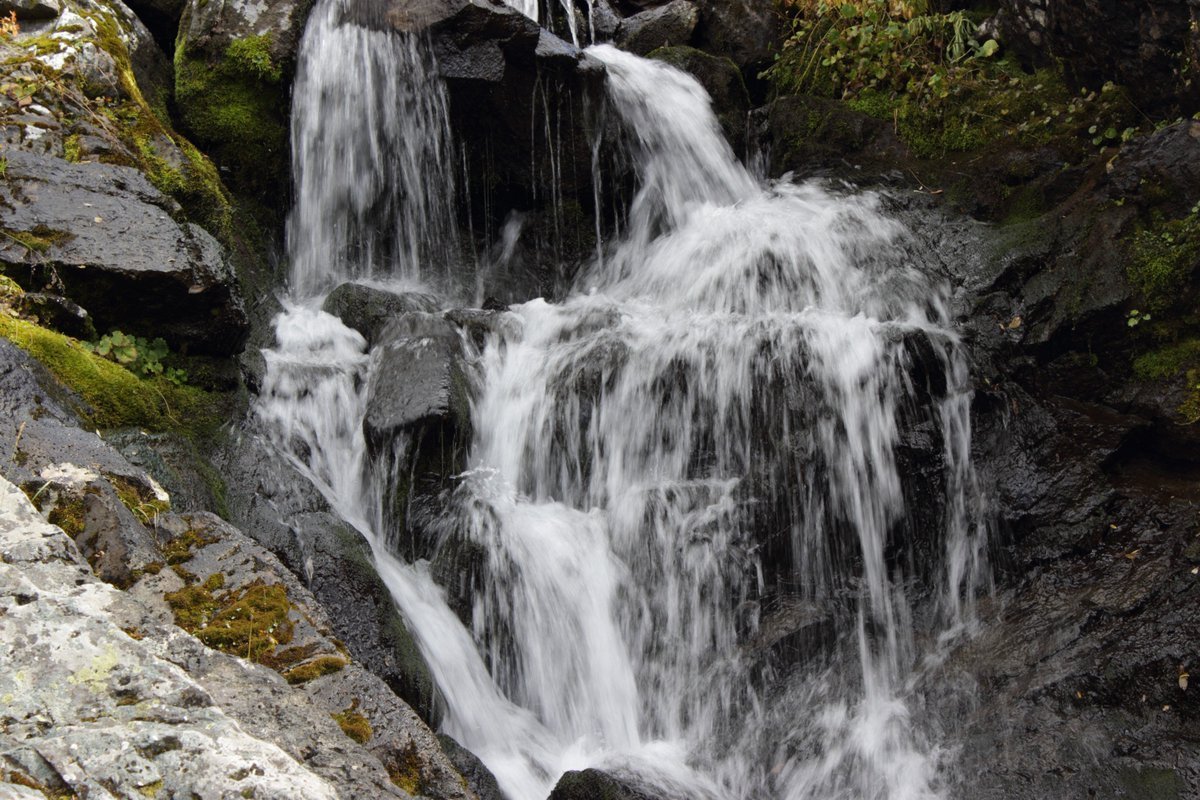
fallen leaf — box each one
[1007,316,1023,329]
[1124,549,1141,560]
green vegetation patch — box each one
[174,34,287,197]
[1,225,74,255]
[765,0,1139,158]
[283,654,349,684]
[0,313,222,436]
[166,580,296,662]
[1127,208,1200,310]
[332,701,373,744]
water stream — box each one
[258,6,987,799]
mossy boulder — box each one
[0,151,248,355]
[174,0,315,199]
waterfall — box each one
[286,0,457,296]
[258,14,988,800]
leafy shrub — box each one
[82,330,188,385]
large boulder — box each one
[615,0,697,55]
[0,151,248,355]
[364,313,473,559]
[689,0,780,99]
[994,0,1200,116]
[0,476,341,800]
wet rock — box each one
[548,768,659,800]
[219,434,442,725]
[14,292,96,340]
[0,151,248,355]
[361,0,606,300]
[648,45,749,152]
[365,313,473,559]
[364,314,471,451]
[615,0,697,55]
[994,0,1200,116]
[437,735,505,800]
[322,282,440,346]
[292,512,441,724]
[690,0,780,99]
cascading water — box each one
[258,8,988,800]
[286,0,457,296]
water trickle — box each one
[260,19,988,800]
[287,0,457,296]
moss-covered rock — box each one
[173,0,315,199]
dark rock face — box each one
[366,0,607,301]
[690,0,779,99]
[943,113,1200,798]
[547,769,659,800]
[365,313,473,559]
[15,292,96,340]
[615,0,698,55]
[995,0,1200,115]
[0,151,248,356]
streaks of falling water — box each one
[260,15,988,800]
[286,0,457,296]
[437,44,989,799]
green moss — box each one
[0,313,224,436]
[162,527,220,565]
[1133,339,1200,380]
[167,581,296,662]
[63,133,82,163]
[1128,212,1200,309]
[332,701,373,744]
[385,743,425,795]
[283,654,349,684]
[1,225,74,254]
[164,583,220,630]
[108,474,171,523]
[173,37,287,198]
[47,495,86,538]
[225,36,283,83]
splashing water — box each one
[260,21,987,800]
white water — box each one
[260,15,987,800]
[286,0,457,296]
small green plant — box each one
[1126,309,1152,328]
[82,330,187,384]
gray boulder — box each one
[615,0,697,55]
[0,0,59,20]
[0,476,344,800]
[0,151,248,355]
